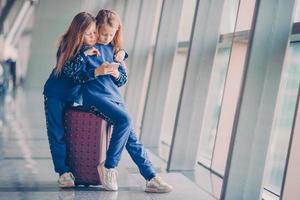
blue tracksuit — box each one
[44,45,129,176]
[64,43,156,180]
[43,48,91,175]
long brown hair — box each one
[95,9,123,52]
[55,12,95,75]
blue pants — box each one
[84,96,156,181]
[44,96,72,175]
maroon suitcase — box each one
[64,106,111,186]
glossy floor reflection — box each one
[0,88,217,200]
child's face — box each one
[98,25,117,45]
[83,23,97,46]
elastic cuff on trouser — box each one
[56,166,70,176]
[58,170,69,176]
[146,173,156,181]
[104,162,115,169]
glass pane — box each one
[211,0,256,175]
[293,1,300,22]
[280,87,300,200]
[159,0,197,161]
[263,1,300,195]
[177,0,197,42]
[135,0,163,137]
[197,48,231,166]
[219,0,240,34]
[263,42,300,195]
[197,0,240,167]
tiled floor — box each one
[0,88,217,200]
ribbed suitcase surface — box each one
[64,107,110,186]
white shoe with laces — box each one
[98,163,118,191]
[145,176,173,193]
[57,172,75,188]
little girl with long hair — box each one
[43,12,126,188]
[63,9,173,193]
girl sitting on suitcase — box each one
[43,12,127,188]
[63,9,173,193]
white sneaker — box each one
[145,176,173,193]
[98,163,118,191]
[57,172,75,188]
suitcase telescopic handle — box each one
[105,123,111,151]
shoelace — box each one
[148,176,164,187]
[105,169,118,183]
[62,173,74,182]
[155,177,161,183]
[69,173,75,180]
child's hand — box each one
[118,60,127,70]
[84,47,100,57]
[110,65,120,79]
[94,62,109,76]
[114,49,125,62]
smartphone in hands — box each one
[102,62,120,75]
[110,62,120,70]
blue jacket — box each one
[62,43,128,103]
[43,44,127,103]
[43,51,86,103]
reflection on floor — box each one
[0,88,218,200]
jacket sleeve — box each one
[112,65,128,87]
[113,49,129,61]
[62,53,95,84]
[123,51,129,60]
